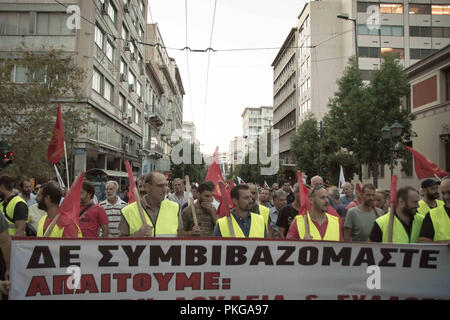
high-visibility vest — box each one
[417,199,445,216]
[121,199,179,236]
[217,213,265,238]
[36,215,82,238]
[258,204,269,227]
[375,213,424,243]
[429,206,450,241]
[295,212,340,241]
[0,195,28,236]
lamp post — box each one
[381,121,404,179]
[337,13,358,68]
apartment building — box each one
[241,106,273,153]
[0,0,183,180]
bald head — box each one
[310,175,323,188]
[440,177,450,206]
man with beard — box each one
[181,182,217,236]
[0,175,28,237]
[18,179,36,207]
[419,176,450,243]
[344,184,383,242]
[214,184,267,238]
[99,181,127,237]
[287,185,343,241]
[417,178,444,216]
[35,182,81,238]
[248,183,270,229]
[369,186,423,243]
[119,172,183,237]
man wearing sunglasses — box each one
[286,185,343,241]
[419,176,450,243]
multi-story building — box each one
[182,121,199,145]
[274,0,450,181]
[228,136,247,168]
[0,0,183,182]
[241,106,273,153]
[219,152,229,177]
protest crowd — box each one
[0,159,449,299]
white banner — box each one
[9,238,450,300]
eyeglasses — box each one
[309,184,326,197]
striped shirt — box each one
[99,197,127,237]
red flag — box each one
[47,104,65,164]
[216,180,231,218]
[406,146,449,179]
[125,160,136,204]
[205,147,226,200]
[56,172,84,228]
[390,175,398,208]
[297,171,311,215]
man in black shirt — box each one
[276,183,300,238]
[419,176,450,243]
[282,181,295,205]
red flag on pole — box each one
[205,147,226,201]
[390,175,398,208]
[47,104,65,164]
[216,180,231,218]
[405,146,449,179]
[297,171,311,215]
[56,172,84,228]
[124,160,136,204]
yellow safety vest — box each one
[429,206,450,242]
[121,199,179,236]
[258,204,270,227]
[295,212,340,241]
[375,213,424,243]
[417,199,445,216]
[36,215,82,238]
[0,195,28,236]
[217,213,265,238]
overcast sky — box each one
[148,0,308,155]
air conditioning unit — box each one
[127,116,133,124]
[120,73,127,82]
[129,84,135,92]
[124,143,130,153]
[123,4,129,13]
[122,114,128,120]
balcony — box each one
[148,143,164,160]
[144,103,164,128]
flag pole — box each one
[64,141,70,187]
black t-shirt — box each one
[286,193,295,205]
[276,204,298,236]
[1,195,28,222]
[420,205,450,240]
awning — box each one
[85,168,129,178]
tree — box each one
[326,54,413,187]
[0,48,92,181]
[169,142,206,184]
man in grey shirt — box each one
[344,184,383,242]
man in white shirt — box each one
[168,178,189,210]
[99,180,127,237]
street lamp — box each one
[381,121,404,178]
[337,13,358,68]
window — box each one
[381,48,404,59]
[120,58,127,75]
[432,27,450,38]
[92,68,102,93]
[410,48,438,59]
[127,102,133,117]
[357,2,379,13]
[380,3,403,14]
[104,79,113,102]
[446,68,450,101]
[381,25,403,36]
[95,24,104,48]
[122,23,129,41]
[105,40,114,62]
[432,5,450,15]
[357,24,379,36]
[135,109,141,125]
[128,70,135,86]
[358,47,380,58]
[136,81,142,97]
[92,68,114,102]
[120,94,126,113]
[409,4,431,15]
[11,64,27,83]
[107,1,117,24]
[410,26,431,37]
[139,0,145,15]
[139,25,144,40]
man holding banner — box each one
[287,185,343,241]
[369,186,424,243]
[214,184,267,238]
[119,172,183,237]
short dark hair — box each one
[230,184,250,200]
[19,178,31,190]
[0,175,14,191]
[397,186,418,204]
[198,182,213,194]
[204,180,215,190]
[362,183,376,194]
[41,182,62,205]
[82,181,95,199]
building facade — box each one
[241,106,273,154]
[274,0,450,181]
[0,0,183,182]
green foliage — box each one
[0,48,92,180]
[169,142,206,184]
